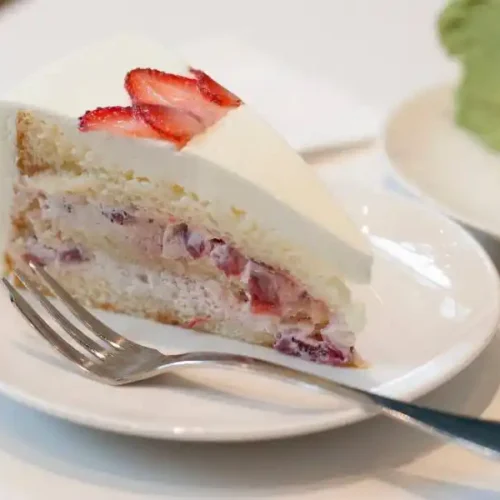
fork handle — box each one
[165,352,500,460]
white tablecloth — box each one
[0,0,499,498]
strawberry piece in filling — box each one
[209,240,247,276]
[185,316,210,329]
[273,329,351,365]
[183,226,208,259]
[101,207,136,225]
[247,263,281,315]
[58,247,88,263]
[23,237,89,266]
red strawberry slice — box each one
[135,103,205,148]
[209,240,247,276]
[22,252,48,267]
[78,106,163,140]
[190,68,242,108]
[248,263,282,316]
[185,316,209,329]
[125,68,227,126]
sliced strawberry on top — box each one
[125,68,227,126]
[135,103,205,148]
[78,106,163,140]
[189,68,242,108]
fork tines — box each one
[2,262,123,367]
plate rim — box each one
[0,187,498,442]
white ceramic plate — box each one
[0,171,498,441]
[1,38,499,442]
[385,84,500,239]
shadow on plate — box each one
[463,223,500,269]
[302,138,376,165]
[12,339,365,415]
[378,470,499,500]
[0,331,498,496]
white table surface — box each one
[1,0,499,498]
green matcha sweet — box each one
[439,0,500,151]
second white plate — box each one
[385,84,500,239]
[0,169,498,441]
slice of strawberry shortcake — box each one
[2,57,372,367]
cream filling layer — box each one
[26,189,362,337]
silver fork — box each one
[3,261,500,459]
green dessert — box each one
[439,0,500,151]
